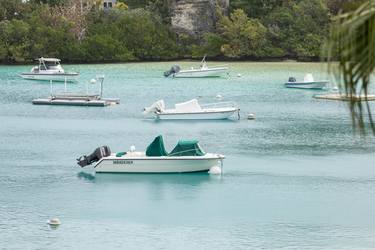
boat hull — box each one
[94,154,224,173]
[157,109,238,120]
[285,81,328,90]
[20,73,79,82]
[173,67,228,78]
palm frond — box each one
[327,0,375,135]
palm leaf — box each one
[327,0,375,135]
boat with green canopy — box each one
[77,135,224,173]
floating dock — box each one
[313,94,375,101]
[32,76,120,107]
[32,94,120,107]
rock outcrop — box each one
[170,0,229,36]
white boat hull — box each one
[20,73,79,82]
[94,154,224,173]
[173,67,228,78]
[157,109,238,120]
[285,81,328,89]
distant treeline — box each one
[0,0,365,64]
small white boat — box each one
[143,99,240,120]
[77,135,224,173]
[285,74,328,89]
[20,57,79,82]
[164,56,228,78]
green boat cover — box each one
[169,140,205,156]
[146,135,169,156]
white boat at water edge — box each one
[143,99,240,120]
[164,56,229,78]
[285,74,328,90]
[77,135,224,173]
[20,57,79,82]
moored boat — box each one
[143,99,240,120]
[164,56,228,78]
[77,135,225,173]
[20,57,79,82]
[285,74,328,90]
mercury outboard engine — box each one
[288,77,297,82]
[77,146,111,167]
[164,65,180,77]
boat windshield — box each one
[45,61,60,69]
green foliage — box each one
[230,0,282,18]
[218,9,267,58]
[192,33,225,58]
[86,8,178,61]
[0,0,343,63]
[0,19,30,62]
[262,0,330,58]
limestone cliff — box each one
[170,0,229,36]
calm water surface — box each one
[1,62,375,249]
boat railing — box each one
[200,101,238,109]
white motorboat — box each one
[20,57,79,82]
[285,74,328,89]
[77,135,224,173]
[143,99,240,120]
[164,56,228,78]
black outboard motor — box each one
[164,65,181,77]
[77,146,111,167]
[288,77,297,82]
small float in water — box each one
[20,57,79,82]
[285,74,328,90]
[32,76,119,107]
[164,56,228,78]
[143,99,240,120]
[77,135,224,173]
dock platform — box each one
[32,94,120,106]
[313,94,375,101]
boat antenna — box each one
[201,55,207,64]
[98,75,105,98]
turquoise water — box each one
[1,62,375,249]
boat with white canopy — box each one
[164,56,228,78]
[285,74,328,89]
[143,99,240,120]
[20,57,79,82]
[77,135,224,173]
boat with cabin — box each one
[285,74,328,89]
[164,56,228,78]
[20,57,79,82]
[77,135,225,173]
[143,99,240,120]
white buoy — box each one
[247,113,255,120]
[90,79,96,84]
[47,218,61,226]
[216,94,222,100]
[130,145,136,152]
[237,73,242,77]
[209,166,222,175]
[332,86,339,91]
